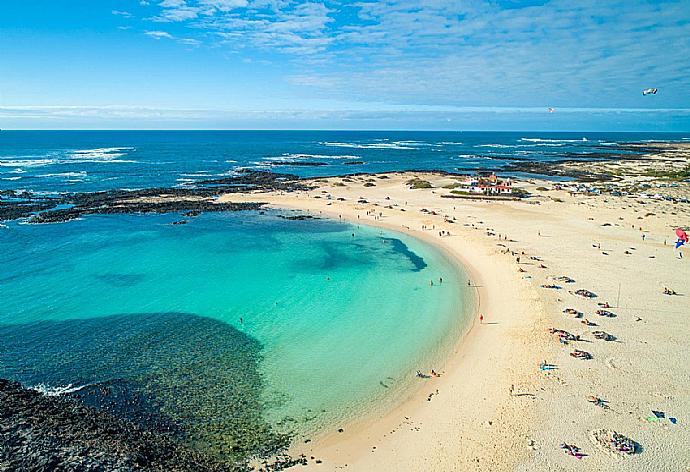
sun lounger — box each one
[596,309,617,318]
[571,289,597,298]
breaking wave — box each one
[519,137,588,143]
[30,382,92,397]
[321,142,415,150]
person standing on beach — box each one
[480,313,484,324]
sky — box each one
[1,0,689,130]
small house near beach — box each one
[456,172,513,195]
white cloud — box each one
[145,30,175,39]
[134,0,690,108]
[111,10,132,17]
[199,0,248,11]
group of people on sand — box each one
[416,369,441,379]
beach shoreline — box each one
[225,177,552,471]
[223,162,690,471]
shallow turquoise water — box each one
[0,211,473,457]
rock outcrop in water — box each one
[0,313,298,470]
[0,170,313,224]
[0,378,227,471]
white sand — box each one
[222,170,690,471]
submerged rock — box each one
[0,378,228,471]
[276,214,316,221]
[0,313,295,469]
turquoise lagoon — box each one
[0,210,473,460]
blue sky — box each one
[1,0,689,130]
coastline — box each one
[222,162,690,471]
[2,141,688,471]
[224,178,551,471]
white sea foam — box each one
[265,153,360,162]
[519,137,588,143]
[439,141,464,145]
[68,147,136,163]
[39,171,88,178]
[180,173,214,177]
[392,141,440,147]
[321,142,415,150]
[456,154,491,160]
[1,148,136,168]
[0,159,57,167]
[476,144,514,149]
[31,383,91,396]
[1,176,22,181]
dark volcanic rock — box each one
[503,161,617,182]
[198,170,310,191]
[28,201,264,224]
[0,201,56,221]
[0,378,228,471]
[1,170,313,224]
[276,214,317,221]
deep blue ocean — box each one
[2,130,688,194]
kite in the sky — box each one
[642,88,657,96]
[675,228,688,249]
[548,107,555,113]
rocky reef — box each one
[0,312,315,471]
[0,170,312,224]
[0,378,228,471]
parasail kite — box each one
[675,228,688,249]
[642,88,657,96]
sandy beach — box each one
[221,152,690,471]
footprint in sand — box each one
[605,356,634,374]
[605,357,618,370]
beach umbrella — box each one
[675,228,688,248]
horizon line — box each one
[2,129,690,133]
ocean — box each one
[0,130,685,463]
[2,130,688,194]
